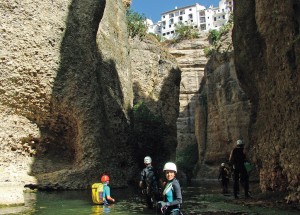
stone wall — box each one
[233,0,300,202]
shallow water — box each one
[0,181,299,215]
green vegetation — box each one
[174,22,199,41]
[176,143,198,183]
[132,101,167,159]
[204,15,234,57]
[126,9,148,39]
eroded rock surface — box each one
[233,0,300,202]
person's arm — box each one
[139,169,145,188]
[229,149,233,162]
[168,180,182,206]
[105,186,115,203]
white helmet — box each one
[144,156,152,164]
[163,162,177,173]
[237,139,244,145]
[221,163,225,167]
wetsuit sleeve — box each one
[140,169,145,181]
[169,179,182,206]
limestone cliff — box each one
[233,0,300,202]
[0,0,133,204]
[0,0,181,206]
[167,35,208,152]
[197,51,252,178]
[130,36,181,165]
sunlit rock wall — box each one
[0,0,134,205]
[233,0,300,202]
[196,52,251,178]
[167,36,208,151]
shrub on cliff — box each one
[126,9,148,39]
[205,14,234,57]
[174,22,199,41]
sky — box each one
[131,0,221,23]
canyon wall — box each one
[0,0,181,206]
[167,35,208,152]
[233,0,300,202]
[130,37,181,166]
[196,52,251,177]
[0,0,134,204]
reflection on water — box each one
[0,182,299,215]
[91,205,112,214]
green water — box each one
[1,182,299,215]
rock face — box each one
[167,34,252,179]
[130,37,181,164]
[0,0,134,204]
[196,52,251,177]
[0,0,180,206]
[167,36,208,151]
[233,0,300,202]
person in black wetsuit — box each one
[229,139,250,199]
[218,163,230,194]
[158,162,183,215]
[139,156,160,208]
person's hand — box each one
[158,201,169,213]
[158,201,169,208]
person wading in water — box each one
[139,156,160,208]
[158,162,183,215]
[229,139,250,199]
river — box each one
[0,181,299,215]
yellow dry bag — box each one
[92,183,104,204]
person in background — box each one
[218,163,230,194]
[101,174,115,204]
[158,162,183,215]
[229,139,250,199]
[139,156,160,208]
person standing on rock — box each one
[229,139,250,199]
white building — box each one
[148,0,233,40]
[160,4,206,40]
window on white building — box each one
[180,10,185,15]
[178,16,183,21]
[169,18,174,25]
[169,13,174,18]
[188,14,193,19]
